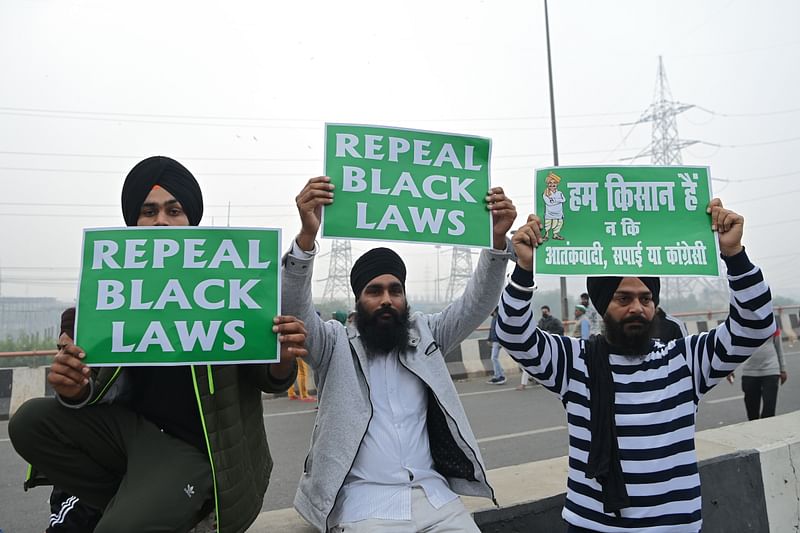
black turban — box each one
[350,247,407,300]
[586,276,660,316]
[121,156,204,226]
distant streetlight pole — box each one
[543,0,569,322]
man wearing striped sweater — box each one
[496,199,775,532]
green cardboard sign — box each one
[323,123,493,247]
[534,166,719,277]
[75,227,281,366]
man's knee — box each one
[93,500,211,533]
[8,397,57,453]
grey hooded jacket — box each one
[281,244,511,532]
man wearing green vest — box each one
[10,156,306,533]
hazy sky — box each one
[1,0,798,304]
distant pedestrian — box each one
[573,304,591,340]
[332,310,348,325]
[580,292,602,335]
[537,305,564,335]
[727,326,787,420]
[487,308,506,385]
[288,358,317,403]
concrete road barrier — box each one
[251,411,800,532]
[3,317,797,418]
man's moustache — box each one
[372,307,401,321]
[621,317,648,326]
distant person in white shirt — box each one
[282,176,517,532]
[580,292,602,336]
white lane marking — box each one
[0,437,10,443]
[459,388,519,398]
[477,426,566,444]
[706,395,743,404]
[264,408,317,418]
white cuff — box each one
[507,276,537,293]
[290,239,319,259]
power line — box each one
[733,187,800,204]
[747,217,800,229]
[693,105,800,118]
[0,201,295,208]
[0,146,650,177]
[0,151,324,162]
[0,169,796,215]
[0,105,643,122]
[711,170,800,183]
[0,110,637,133]
[0,110,320,130]
[671,40,800,59]
[0,166,316,176]
[0,212,294,219]
[700,136,800,148]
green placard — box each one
[534,166,720,277]
[323,123,493,247]
[75,227,281,366]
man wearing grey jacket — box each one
[282,176,517,532]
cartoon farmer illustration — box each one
[542,170,566,241]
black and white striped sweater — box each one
[496,250,774,532]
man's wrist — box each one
[721,246,752,276]
[269,357,297,381]
[720,244,744,257]
[56,382,92,408]
[510,264,535,287]
[295,232,317,252]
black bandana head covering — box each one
[121,156,204,226]
[586,276,660,316]
[350,247,407,300]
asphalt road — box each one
[2,348,799,533]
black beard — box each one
[603,313,657,357]
[355,301,411,355]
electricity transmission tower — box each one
[320,240,353,302]
[624,56,698,164]
[624,56,725,307]
[444,247,474,302]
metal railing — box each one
[3,306,798,362]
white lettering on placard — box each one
[97,280,125,310]
[605,173,676,212]
[544,242,606,267]
[111,321,134,352]
[176,320,221,351]
[664,241,708,266]
[92,241,120,269]
[123,240,148,268]
[223,320,246,351]
[152,239,179,268]
[333,133,483,170]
